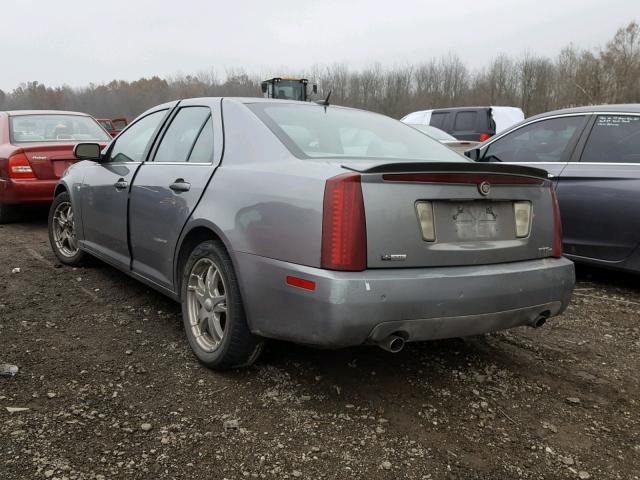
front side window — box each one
[10,115,111,143]
[484,115,587,163]
[581,115,640,163]
[249,103,464,162]
[109,110,167,163]
[153,107,211,163]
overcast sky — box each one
[1,0,636,91]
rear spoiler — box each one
[342,162,550,181]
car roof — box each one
[527,103,640,121]
[3,110,91,117]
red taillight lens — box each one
[321,173,367,271]
[479,133,492,142]
[551,188,563,257]
[8,153,35,179]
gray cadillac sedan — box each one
[48,98,574,369]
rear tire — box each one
[180,240,263,370]
[48,192,87,266]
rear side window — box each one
[187,117,214,163]
[154,107,211,163]
[109,110,167,163]
[430,112,449,129]
[581,115,640,163]
[453,111,477,131]
[484,116,587,163]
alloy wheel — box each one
[52,201,79,258]
[186,258,228,352]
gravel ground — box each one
[1,215,639,480]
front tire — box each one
[48,192,87,266]
[181,240,263,369]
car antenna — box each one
[315,90,332,110]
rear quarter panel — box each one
[187,99,340,269]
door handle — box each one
[169,179,191,192]
[114,178,128,189]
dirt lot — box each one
[1,215,639,480]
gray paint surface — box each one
[57,97,574,347]
[471,104,640,273]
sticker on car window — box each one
[596,115,640,127]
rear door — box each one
[480,114,590,183]
[450,110,480,141]
[557,113,640,261]
[80,108,170,268]
[128,99,223,289]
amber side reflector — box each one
[286,276,316,291]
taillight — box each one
[321,173,367,271]
[8,153,35,179]
[551,188,563,257]
[479,133,492,142]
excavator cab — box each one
[261,77,318,101]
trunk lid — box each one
[18,143,101,179]
[347,161,556,268]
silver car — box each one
[408,124,479,155]
[48,98,575,369]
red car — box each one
[96,117,128,137]
[0,110,111,222]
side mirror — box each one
[312,84,318,94]
[74,143,102,161]
[465,147,481,161]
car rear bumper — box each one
[234,253,575,348]
[0,178,57,204]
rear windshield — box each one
[409,124,457,141]
[10,114,112,143]
[249,103,466,162]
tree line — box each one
[0,21,638,120]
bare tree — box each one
[2,21,638,119]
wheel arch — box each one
[54,182,68,197]
[173,220,235,296]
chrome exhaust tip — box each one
[378,334,406,353]
[533,314,549,328]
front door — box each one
[557,113,640,261]
[128,100,223,290]
[80,109,170,268]
[480,114,590,184]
